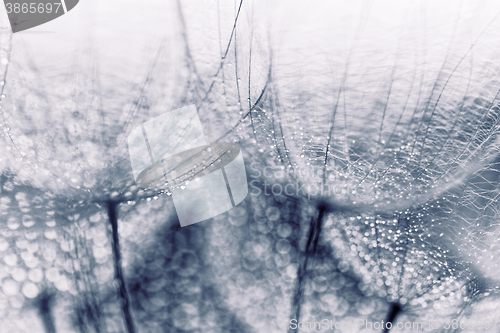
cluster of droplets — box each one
[0,215,76,312]
[324,205,469,318]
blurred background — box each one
[2,0,500,332]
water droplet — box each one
[7,218,20,230]
[22,282,39,299]
[5,253,17,266]
[2,279,19,295]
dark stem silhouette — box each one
[36,290,56,333]
[288,204,327,332]
[107,201,136,333]
[383,302,402,333]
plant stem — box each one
[107,201,136,333]
[38,291,56,333]
[288,204,326,333]
[383,302,402,333]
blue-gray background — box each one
[1,1,500,332]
